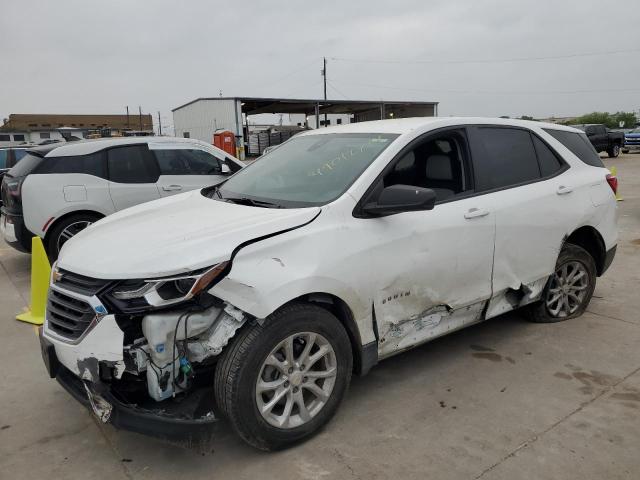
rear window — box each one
[35,152,106,178]
[7,152,44,178]
[543,129,604,167]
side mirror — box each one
[362,184,436,216]
[220,163,231,174]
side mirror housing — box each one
[220,163,231,174]
[362,184,436,216]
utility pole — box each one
[138,106,143,131]
[322,57,327,127]
[126,106,130,129]
[157,111,162,136]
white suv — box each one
[39,118,617,450]
[0,137,243,258]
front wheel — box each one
[214,303,352,450]
[526,243,596,323]
[607,144,620,158]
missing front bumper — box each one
[40,331,219,444]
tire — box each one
[214,303,352,450]
[526,243,597,323]
[607,144,620,158]
[46,213,101,261]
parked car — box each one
[570,124,624,157]
[622,127,640,153]
[0,146,31,179]
[39,118,617,450]
[0,137,243,259]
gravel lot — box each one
[1,153,639,480]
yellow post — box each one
[610,166,624,202]
[16,237,51,325]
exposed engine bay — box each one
[124,302,246,402]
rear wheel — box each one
[46,213,101,261]
[527,243,597,323]
[607,144,620,158]
[214,303,352,450]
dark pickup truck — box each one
[570,124,625,158]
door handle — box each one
[464,207,489,219]
[162,185,183,192]
[556,185,573,195]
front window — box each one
[215,133,398,207]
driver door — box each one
[358,128,495,357]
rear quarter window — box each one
[543,129,604,167]
[35,151,106,178]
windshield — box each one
[216,133,398,207]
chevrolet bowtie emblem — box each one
[52,268,63,283]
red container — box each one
[213,130,236,157]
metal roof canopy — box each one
[173,97,438,116]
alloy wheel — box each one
[545,261,590,318]
[255,332,337,429]
[56,220,93,253]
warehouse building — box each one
[172,97,438,159]
[0,113,154,146]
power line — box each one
[333,79,640,96]
[326,80,349,100]
[260,57,321,90]
[330,48,640,65]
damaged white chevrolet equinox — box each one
[40,117,618,450]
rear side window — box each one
[35,152,106,178]
[474,127,540,189]
[107,145,159,183]
[0,150,7,169]
[532,136,563,176]
[543,129,604,167]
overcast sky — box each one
[2,0,639,132]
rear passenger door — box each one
[151,145,227,197]
[107,145,161,210]
[467,126,577,318]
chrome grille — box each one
[55,269,111,296]
[47,289,96,340]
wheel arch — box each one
[565,225,607,276]
[278,292,374,376]
[43,209,105,245]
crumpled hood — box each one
[57,190,320,279]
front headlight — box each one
[111,262,229,308]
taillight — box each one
[1,176,24,210]
[606,173,618,195]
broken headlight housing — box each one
[107,262,229,310]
